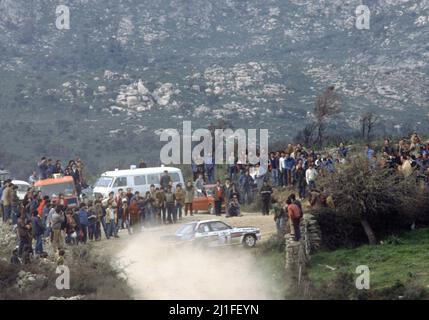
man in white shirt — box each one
[306,163,317,190]
[279,151,285,187]
[28,171,38,185]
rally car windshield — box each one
[176,223,197,235]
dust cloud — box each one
[117,230,279,300]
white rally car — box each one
[170,219,261,248]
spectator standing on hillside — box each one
[38,157,48,180]
[279,151,285,187]
[32,210,45,255]
[2,181,12,223]
[204,153,215,184]
[184,181,195,217]
[87,202,97,241]
[54,160,64,175]
[156,187,166,224]
[138,160,147,168]
[260,180,273,216]
[365,144,375,160]
[46,159,55,177]
[70,163,82,197]
[10,187,19,225]
[131,192,144,226]
[306,163,317,190]
[338,143,348,158]
[175,184,185,220]
[273,201,286,236]
[294,162,307,200]
[78,203,89,244]
[160,170,172,190]
[51,206,65,252]
[286,198,302,241]
[270,152,280,187]
[94,200,103,240]
[106,201,117,239]
[191,161,198,181]
[239,171,254,205]
[213,180,224,216]
[144,191,155,226]
[125,188,134,205]
[117,199,132,236]
[194,174,205,191]
[195,157,206,181]
[165,185,176,223]
[114,189,124,208]
[17,215,32,263]
[28,171,38,185]
[65,208,77,245]
[382,139,394,156]
[289,193,302,213]
[76,157,87,188]
[255,163,267,191]
[223,179,232,216]
[284,153,296,186]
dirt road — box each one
[94,211,280,300]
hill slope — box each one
[0,0,428,177]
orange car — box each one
[192,184,225,214]
[34,176,79,208]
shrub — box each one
[316,156,428,246]
[0,246,132,300]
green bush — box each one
[312,206,420,249]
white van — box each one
[11,180,31,200]
[92,166,184,198]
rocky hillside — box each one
[0,0,428,177]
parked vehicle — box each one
[34,176,79,208]
[92,166,184,199]
[166,219,261,248]
[192,184,225,214]
[11,180,30,201]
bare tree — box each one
[314,86,341,146]
[295,122,318,147]
[360,111,378,141]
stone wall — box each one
[284,213,322,289]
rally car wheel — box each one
[243,234,257,248]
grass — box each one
[307,227,429,292]
[253,236,288,299]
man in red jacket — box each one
[286,198,302,241]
